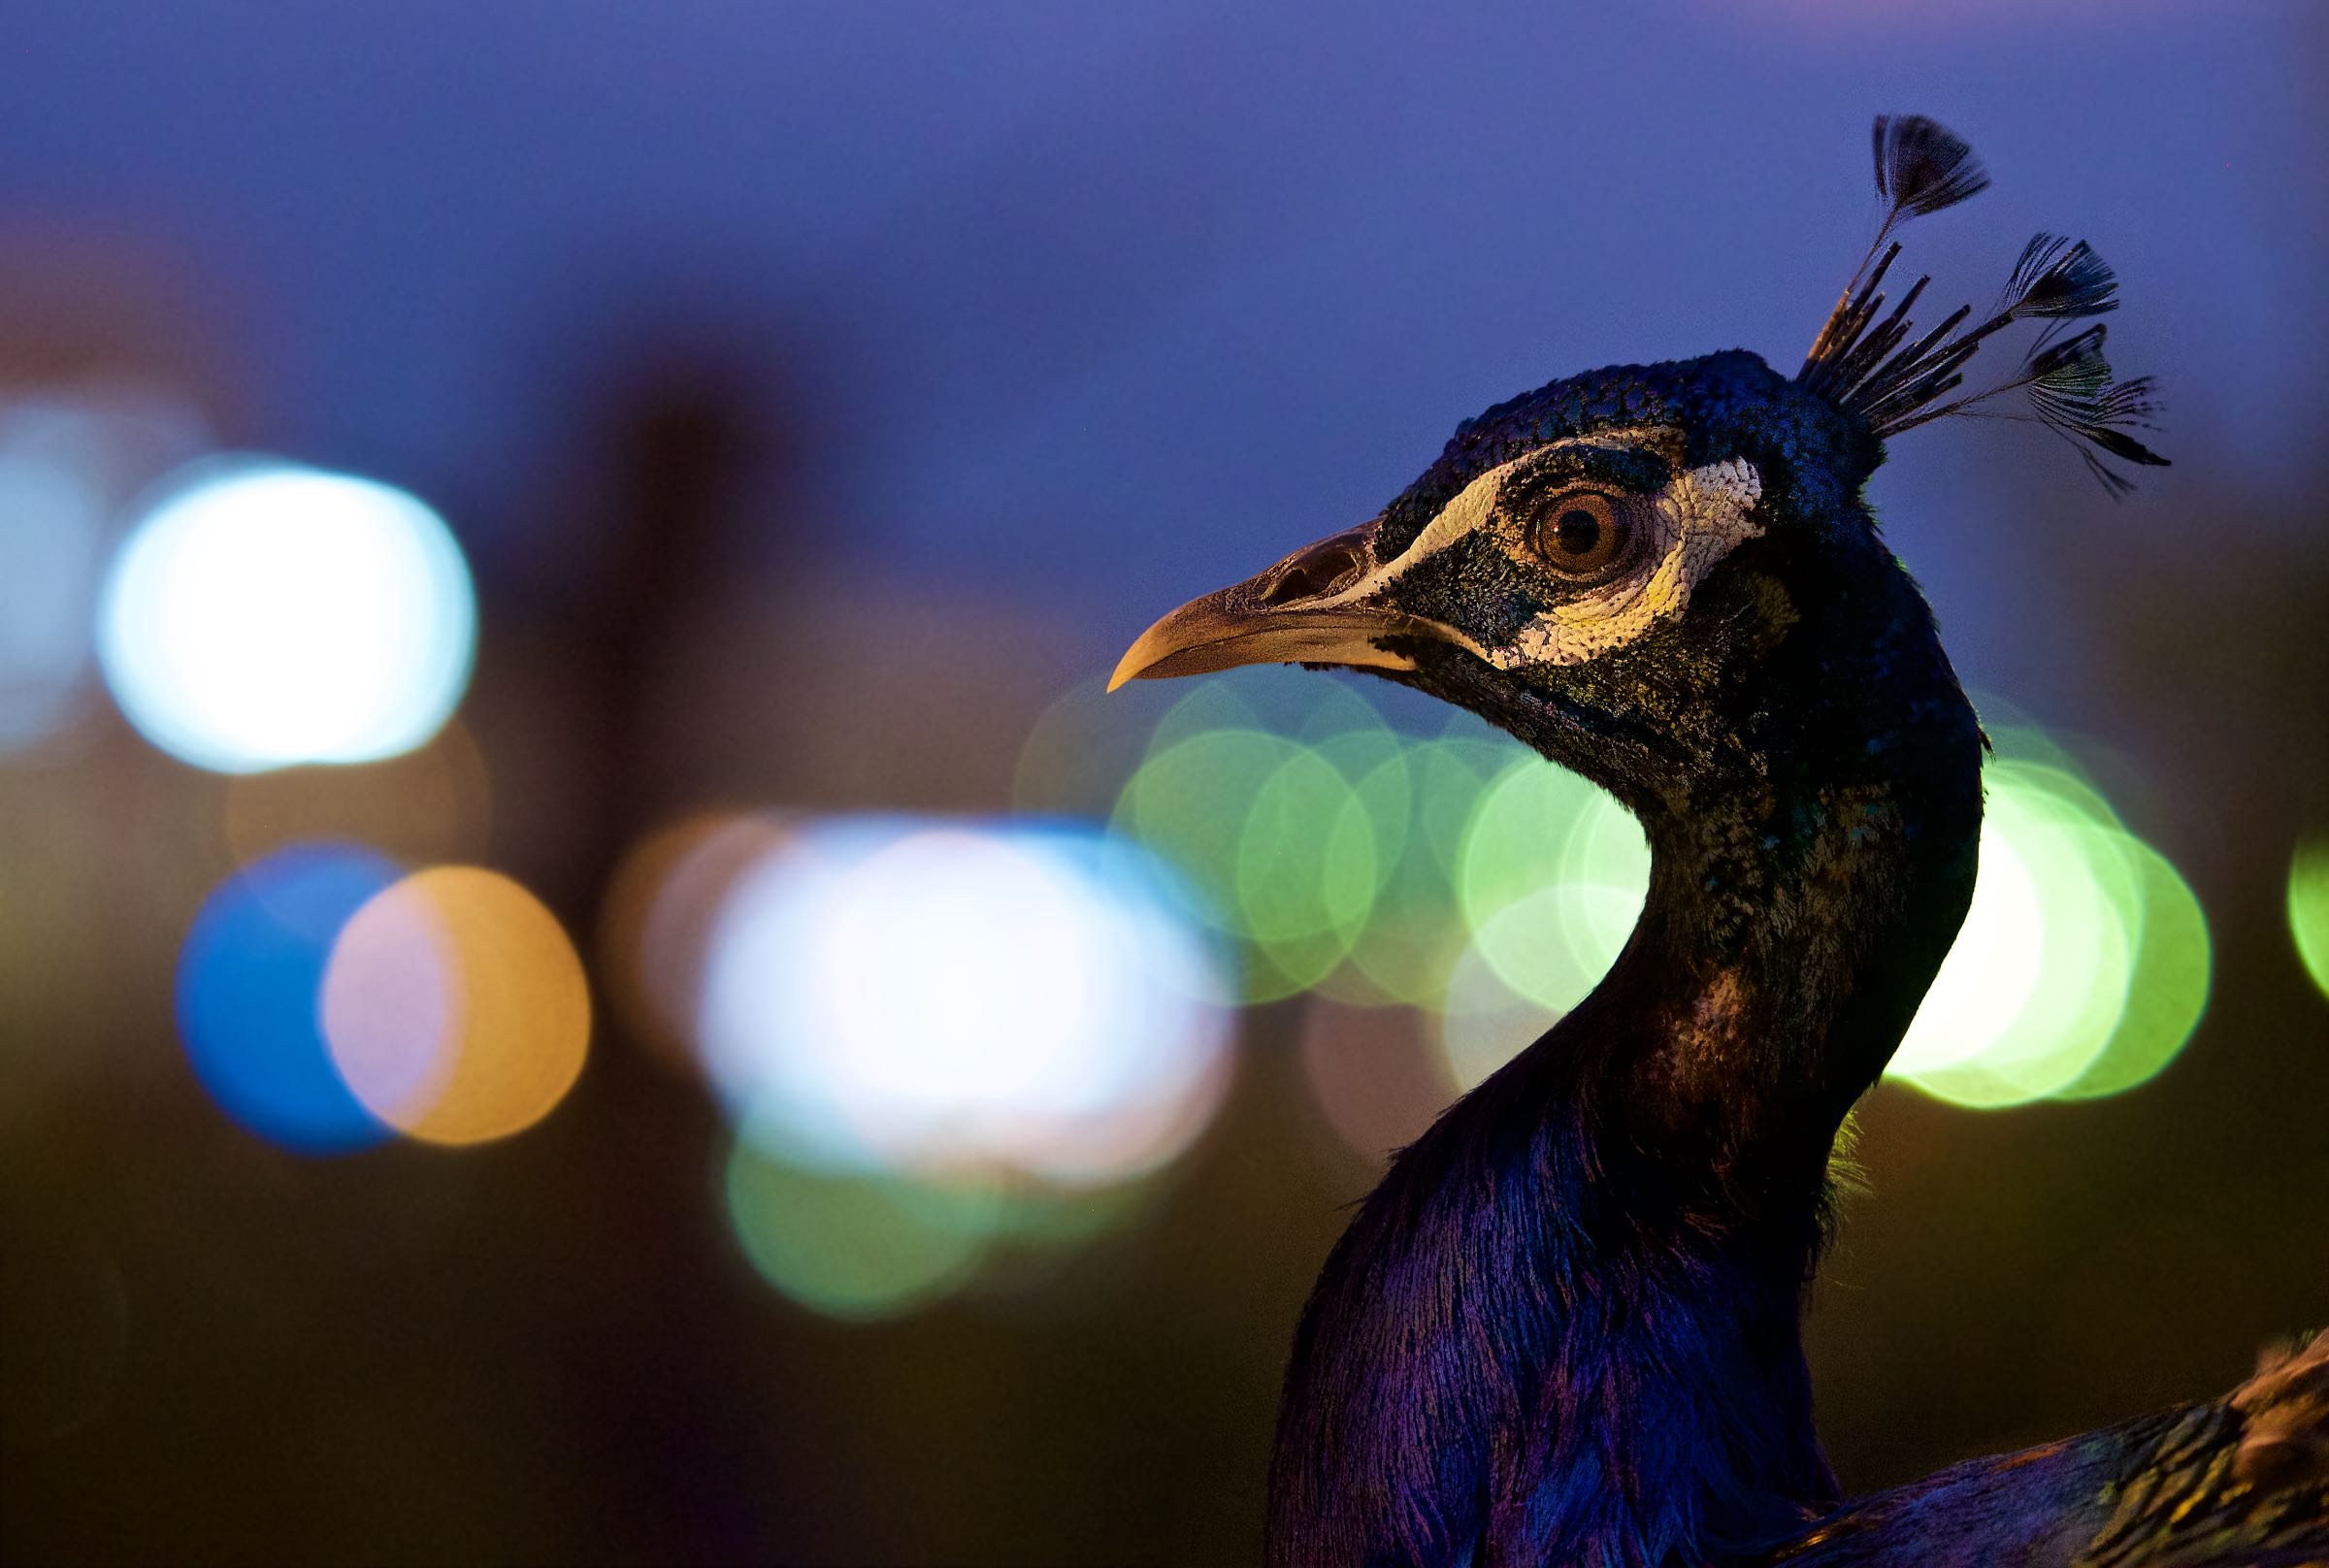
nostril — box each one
[1260,544,1363,606]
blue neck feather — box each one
[1266,530,1984,1567]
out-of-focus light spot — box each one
[1084,673,2209,1120]
[221,719,492,869]
[176,841,402,1152]
[1113,726,1278,907]
[2291,834,2329,1001]
[1042,670,1535,1010]
[699,817,1232,1181]
[97,458,475,773]
[1238,743,1379,991]
[622,810,1209,1317]
[1435,928,1566,1090]
[725,1137,1000,1322]
[1888,815,2048,1077]
[1110,675,1497,1004]
[1327,733,1520,1006]
[983,1179,1149,1251]
[1012,675,1172,821]
[601,813,792,1075]
[0,444,106,754]
[1457,756,1647,1013]
[1148,674,1271,751]
[2056,839,2210,1098]
[1298,997,1458,1164]
[1910,776,2137,1104]
[1888,737,2211,1108]
[0,386,208,759]
[321,866,589,1146]
[1113,726,1343,1000]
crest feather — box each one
[1799,116,2168,497]
[1873,114,1991,219]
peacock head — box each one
[1112,117,2165,829]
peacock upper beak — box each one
[1109,522,1477,691]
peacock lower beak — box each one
[1109,523,1474,691]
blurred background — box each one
[3,3,2326,1563]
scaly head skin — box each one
[1120,351,1884,793]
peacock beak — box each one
[1109,521,1477,690]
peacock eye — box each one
[1529,491,1630,578]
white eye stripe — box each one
[1312,429,1678,611]
[1490,458,1763,669]
[1301,463,1507,612]
[1309,435,1762,669]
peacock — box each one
[1112,115,2325,1568]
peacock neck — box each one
[1452,722,1981,1557]
[1268,566,1985,1566]
[1499,516,1989,1210]
[1580,708,1985,1218]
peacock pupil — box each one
[1554,509,1601,556]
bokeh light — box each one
[175,841,402,1153]
[600,813,793,1075]
[1106,673,1536,1006]
[1111,729,1271,936]
[1112,725,1352,1000]
[0,426,108,755]
[0,385,208,758]
[97,458,476,773]
[1088,674,2211,1119]
[1456,755,1648,1014]
[1887,812,2048,1080]
[1435,906,1573,1091]
[725,1127,1166,1321]
[2291,835,2329,1001]
[1886,734,2212,1108]
[1332,733,1515,1006]
[1011,675,1171,822]
[652,813,1235,1319]
[696,816,1233,1182]
[725,1138,1001,1322]
[321,866,590,1146]
[1297,997,1458,1164]
[2053,838,2210,1100]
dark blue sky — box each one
[4,1,2321,694]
